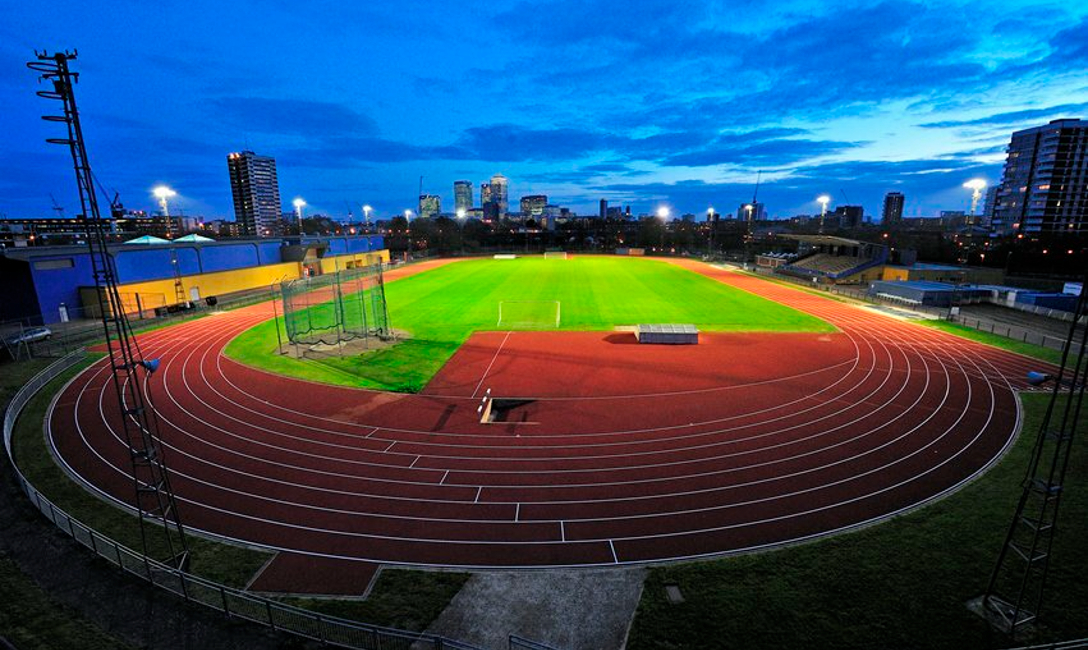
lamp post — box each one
[707,206,715,258]
[817,195,831,234]
[457,208,467,255]
[153,185,177,237]
[964,179,987,226]
[404,209,413,256]
[362,204,372,233]
[293,197,306,236]
[656,206,669,253]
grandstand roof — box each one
[783,234,878,247]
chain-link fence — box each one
[2,350,487,650]
[0,284,278,362]
[751,267,1083,356]
[280,263,390,348]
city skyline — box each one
[2,1,1087,221]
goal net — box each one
[543,251,568,259]
[497,300,561,329]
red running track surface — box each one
[47,259,1049,593]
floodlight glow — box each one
[152,186,176,200]
[817,195,831,205]
[656,206,670,219]
[457,208,466,219]
[292,197,306,209]
[963,179,987,191]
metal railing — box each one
[1,285,277,362]
[509,635,562,650]
[2,351,486,650]
[756,268,1082,356]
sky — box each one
[1,0,1087,222]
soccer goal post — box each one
[543,251,569,259]
[497,300,561,329]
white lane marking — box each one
[471,331,512,399]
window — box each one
[33,258,74,270]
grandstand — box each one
[777,235,887,284]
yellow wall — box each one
[318,250,389,274]
[110,249,391,312]
[882,266,910,282]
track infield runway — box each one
[47,260,1051,593]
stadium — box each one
[8,244,1085,650]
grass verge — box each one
[7,355,466,632]
[627,392,1088,650]
[918,319,1064,366]
[283,569,470,632]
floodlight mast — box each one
[27,50,190,569]
[817,195,831,234]
[293,197,306,235]
[153,185,176,236]
[964,179,987,225]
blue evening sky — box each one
[2,1,1087,222]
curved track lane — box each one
[48,260,1046,577]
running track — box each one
[47,259,1051,593]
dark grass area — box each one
[6,356,468,635]
[283,569,471,632]
[0,552,133,650]
[627,392,1088,650]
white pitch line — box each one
[383,440,396,453]
[474,486,482,503]
[440,470,449,484]
[410,456,420,468]
[561,520,566,542]
[515,503,521,522]
[609,539,618,563]
[471,331,512,398]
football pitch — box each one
[225,256,834,391]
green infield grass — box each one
[225,256,834,391]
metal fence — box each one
[509,635,562,650]
[2,351,486,650]
[755,268,1083,356]
[0,284,278,362]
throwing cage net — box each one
[281,263,391,347]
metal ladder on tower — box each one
[977,270,1087,636]
[28,50,190,570]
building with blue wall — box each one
[0,234,384,325]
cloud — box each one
[662,130,865,167]
[208,97,378,137]
[920,103,1088,128]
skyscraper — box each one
[736,202,766,222]
[520,195,547,217]
[418,194,441,219]
[454,180,473,212]
[490,173,509,214]
[599,198,608,219]
[882,192,905,225]
[991,118,1088,236]
[480,182,492,207]
[227,150,283,237]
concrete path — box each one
[425,568,647,650]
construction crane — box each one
[49,193,65,217]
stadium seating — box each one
[780,253,884,280]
